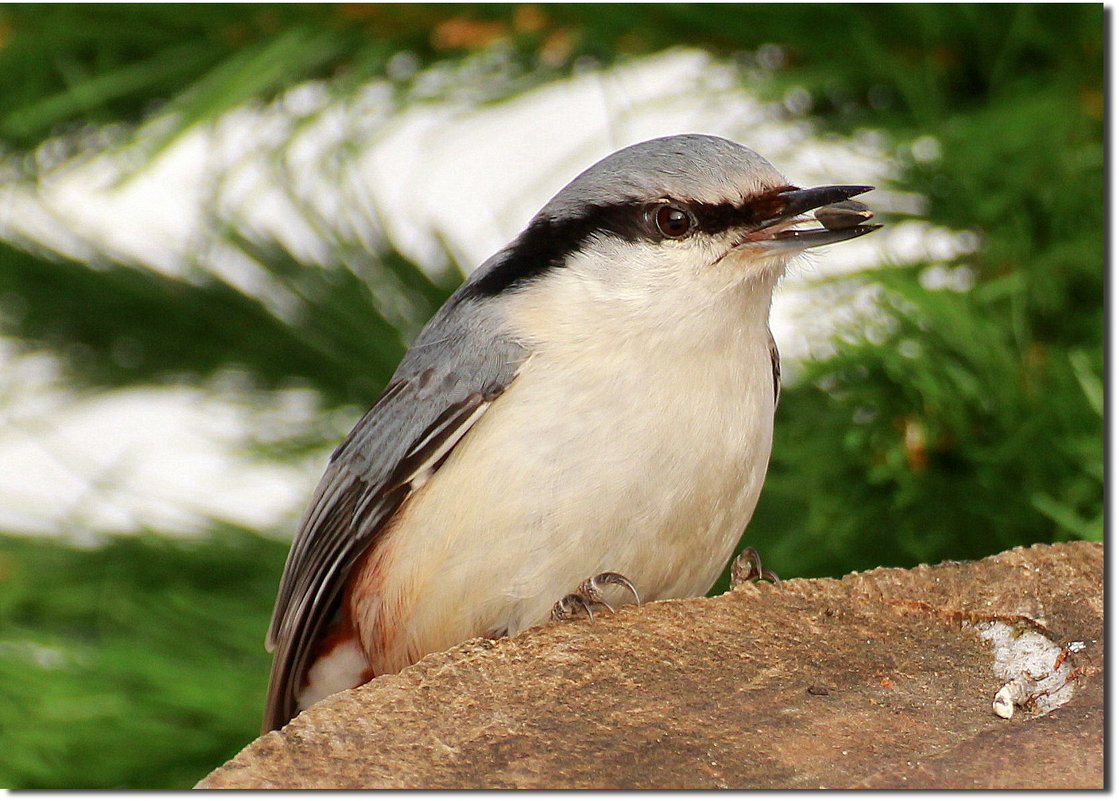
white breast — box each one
[360,249,781,674]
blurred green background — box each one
[0,3,1103,789]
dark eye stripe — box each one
[690,190,795,235]
[464,187,795,297]
[464,204,644,296]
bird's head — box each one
[465,134,879,343]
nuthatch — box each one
[263,134,879,731]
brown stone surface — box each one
[198,541,1103,789]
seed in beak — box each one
[814,199,874,231]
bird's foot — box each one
[551,571,641,622]
[730,546,782,589]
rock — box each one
[197,541,1102,789]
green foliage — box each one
[0,5,411,149]
[0,529,288,788]
[728,4,1103,580]
[0,231,457,406]
[0,5,1101,154]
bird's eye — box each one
[654,205,692,238]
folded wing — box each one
[262,291,528,731]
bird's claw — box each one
[577,571,642,611]
[552,592,598,622]
[551,571,641,621]
[730,546,782,588]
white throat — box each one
[503,238,784,361]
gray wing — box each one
[262,289,528,731]
[767,326,781,405]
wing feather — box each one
[262,290,527,732]
[767,326,781,406]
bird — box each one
[262,133,879,731]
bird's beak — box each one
[749,185,881,251]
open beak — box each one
[752,185,881,250]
